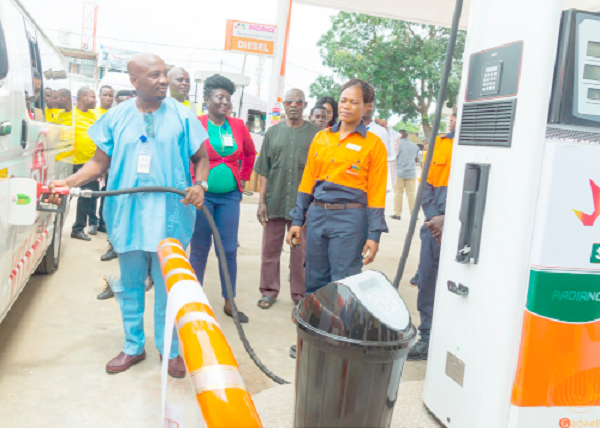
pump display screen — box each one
[588,88,600,101]
[583,64,600,81]
[587,41,600,58]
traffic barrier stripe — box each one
[157,238,263,428]
[165,267,198,282]
[159,253,189,267]
[190,364,246,394]
[157,239,184,254]
[176,311,219,330]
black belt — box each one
[315,201,366,210]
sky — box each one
[20,0,339,107]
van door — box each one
[3,0,34,161]
[0,14,14,173]
[0,0,72,322]
[0,0,24,320]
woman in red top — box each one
[190,74,256,323]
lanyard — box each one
[210,119,231,153]
[140,135,149,152]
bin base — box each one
[253,381,440,428]
[293,326,414,428]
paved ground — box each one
[0,191,437,427]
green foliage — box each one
[309,12,466,137]
[439,120,447,134]
[392,121,420,134]
[309,76,341,101]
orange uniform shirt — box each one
[421,131,455,220]
[427,133,454,188]
[291,121,389,241]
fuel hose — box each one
[74,185,290,385]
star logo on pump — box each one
[573,179,600,226]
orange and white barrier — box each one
[157,238,263,428]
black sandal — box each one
[257,295,276,309]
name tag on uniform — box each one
[223,135,234,147]
[346,143,361,151]
[137,154,152,174]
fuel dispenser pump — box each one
[424,1,600,427]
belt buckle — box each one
[323,203,330,210]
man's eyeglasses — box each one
[143,113,155,138]
[284,100,304,106]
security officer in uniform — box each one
[287,79,389,293]
[407,110,457,361]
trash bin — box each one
[293,270,417,428]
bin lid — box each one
[295,270,415,347]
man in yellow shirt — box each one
[44,88,59,122]
[94,85,114,117]
[168,67,202,116]
[52,88,73,126]
[71,87,99,241]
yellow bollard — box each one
[157,238,263,428]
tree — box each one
[308,76,341,101]
[309,12,466,138]
[393,121,420,134]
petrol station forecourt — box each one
[2,0,600,426]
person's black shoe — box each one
[223,306,249,323]
[407,341,429,361]
[71,231,91,241]
[101,247,118,261]
[97,284,114,300]
[390,215,401,220]
[410,274,419,286]
[98,224,107,233]
[98,276,114,300]
[289,345,297,359]
[88,225,98,235]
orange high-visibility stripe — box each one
[157,239,263,428]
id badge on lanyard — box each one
[223,134,234,147]
[138,134,152,175]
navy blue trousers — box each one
[305,205,368,294]
[190,190,241,299]
[416,223,441,342]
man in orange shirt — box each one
[408,111,457,361]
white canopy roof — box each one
[295,0,600,29]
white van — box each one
[0,0,74,323]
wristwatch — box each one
[194,180,209,192]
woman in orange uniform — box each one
[287,79,389,294]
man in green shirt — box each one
[254,89,321,309]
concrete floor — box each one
[0,191,433,427]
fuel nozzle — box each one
[37,183,71,214]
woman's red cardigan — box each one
[193,115,257,192]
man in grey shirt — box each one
[391,130,420,220]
